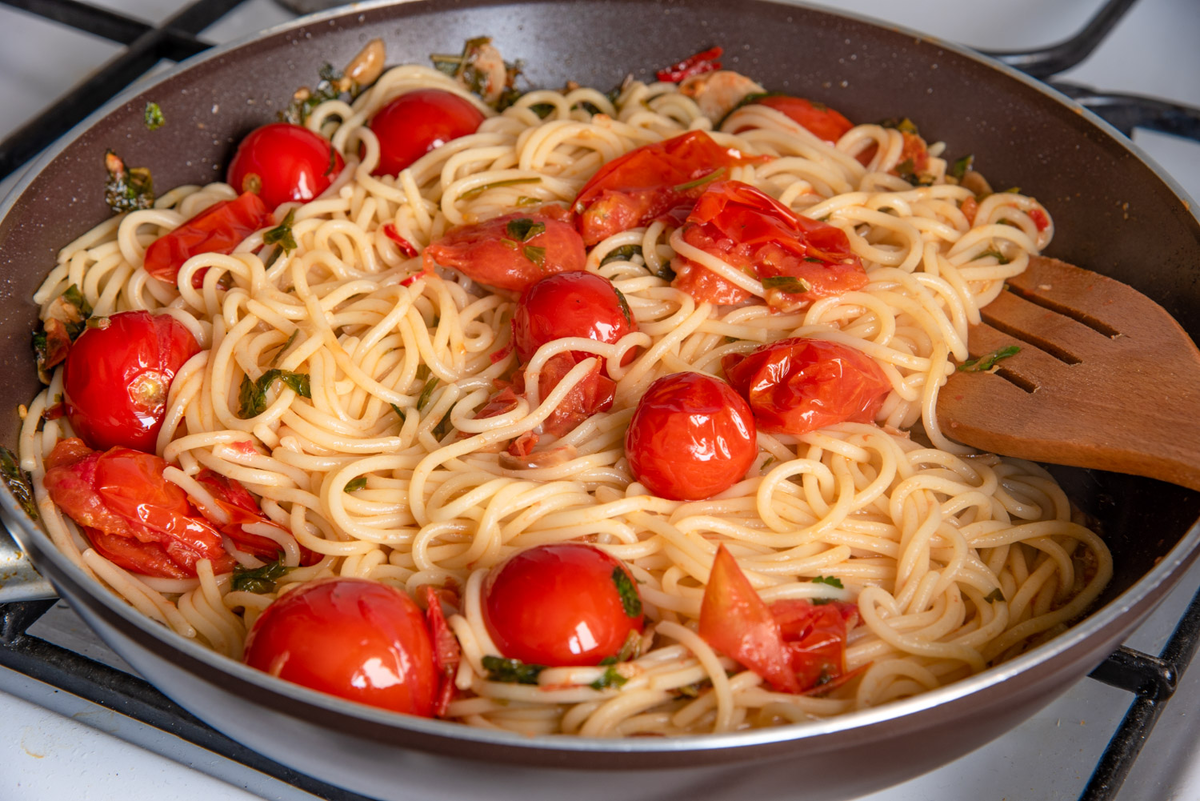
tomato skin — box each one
[42,438,235,578]
[482,543,644,667]
[745,96,855,145]
[423,212,586,292]
[192,469,319,566]
[656,46,723,82]
[625,372,757,501]
[512,272,638,366]
[227,123,344,210]
[672,181,869,311]
[722,338,891,436]
[369,89,485,177]
[244,578,438,717]
[142,192,274,285]
[572,131,762,246]
[63,311,200,453]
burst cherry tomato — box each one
[482,543,644,667]
[625,372,757,501]
[512,272,638,366]
[369,89,485,177]
[42,438,235,578]
[62,310,199,452]
[671,181,868,311]
[142,191,273,285]
[227,123,344,210]
[572,130,763,246]
[722,338,891,436]
[423,212,586,292]
[244,578,438,717]
[742,95,855,145]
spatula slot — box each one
[1005,283,1122,339]
[994,367,1039,394]
[979,309,1084,365]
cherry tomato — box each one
[482,543,644,667]
[244,578,438,717]
[42,438,235,578]
[62,310,200,453]
[369,89,485,177]
[142,192,273,285]
[625,372,757,501]
[512,272,638,367]
[742,95,855,145]
[671,181,869,311]
[572,131,763,246]
[227,123,344,210]
[699,544,857,694]
[656,46,723,83]
[722,338,891,436]
[423,212,586,292]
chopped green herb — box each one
[104,150,154,214]
[144,102,165,131]
[804,256,824,263]
[460,177,542,200]
[343,476,368,493]
[672,683,703,698]
[812,575,844,589]
[950,154,975,180]
[613,287,633,327]
[324,144,338,177]
[590,665,628,690]
[523,245,546,268]
[976,249,1011,265]
[269,330,299,368]
[515,195,541,207]
[263,209,298,255]
[33,284,92,383]
[612,568,642,618]
[615,629,641,662]
[238,369,312,418]
[281,63,358,125]
[654,261,677,282]
[761,275,812,294]
[482,655,545,684]
[529,103,555,119]
[432,409,454,439]
[391,402,408,423]
[232,557,294,594]
[505,218,545,241]
[417,376,439,411]
[0,446,37,520]
[673,166,726,193]
[429,37,523,109]
[600,244,643,266]
[760,456,776,470]
[958,345,1020,373]
[880,117,920,135]
[984,588,1006,603]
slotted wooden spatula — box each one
[936,256,1200,491]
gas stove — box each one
[1,0,1198,799]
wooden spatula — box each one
[936,256,1200,492]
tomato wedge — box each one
[143,192,273,285]
[42,439,235,578]
[722,338,891,436]
[423,212,586,292]
[671,181,868,311]
[572,131,763,246]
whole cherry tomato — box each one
[142,192,274,285]
[227,123,344,210]
[512,272,638,367]
[369,89,485,177]
[722,338,891,436]
[63,310,200,452]
[625,372,757,501]
[423,212,586,292]
[482,543,644,667]
[42,438,235,578]
[244,578,438,717]
[671,181,869,311]
[741,95,855,145]
[572,131,763,246]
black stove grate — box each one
[1,0,1199,799]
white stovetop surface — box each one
[1,0,1199,799]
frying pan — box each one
[1,1,1199,799]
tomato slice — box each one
[671,180,868,311]
[742,95,855,145]
[227,123,344,210]
[142,192,274,285]
[423,212,586,292]
[244,578,438,717]
[43,439,235,577]
[722,338,891,436]
[572,131,763,246]
[62,310,200,453]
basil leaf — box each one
[0,446,38,520]
[482,655,545,685]
[264,209,298,254]
[232,557,294,594]
[417,376,439,412]
[343,476,368,493]
[238,369,311,418]
[505,218,545,242]
[976,249,1011,265]
[391,403,408,423]
[812,575,843,589]
[958,345,1021,373]
[523,245,546,268]
[613,286,634,327]
[144,102,165,131]
[600,244,643,266]
[612,568,642,618]
[761,275,812,294]
[270,330,298,368]
[589,665,628,690]
[277,371,310,398]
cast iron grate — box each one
[0,0,1198,799]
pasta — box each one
[20,50,1112,737]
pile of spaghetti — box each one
[19,42,1112,737]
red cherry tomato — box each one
[743,95,855,145]
[572,131,763,246]
[369,89,485,177]
[671,181,869,311]
[482,543,644,667]
[227,123,344,210]
[142,192,274,285]
[625,372,757,501]
[722,338,891,436]
[42,438,235,578]
[656,46,723,83]
[244,578,438,717]
[423,212,586,292]
[512,272,638,367]
[62,310,200,452]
